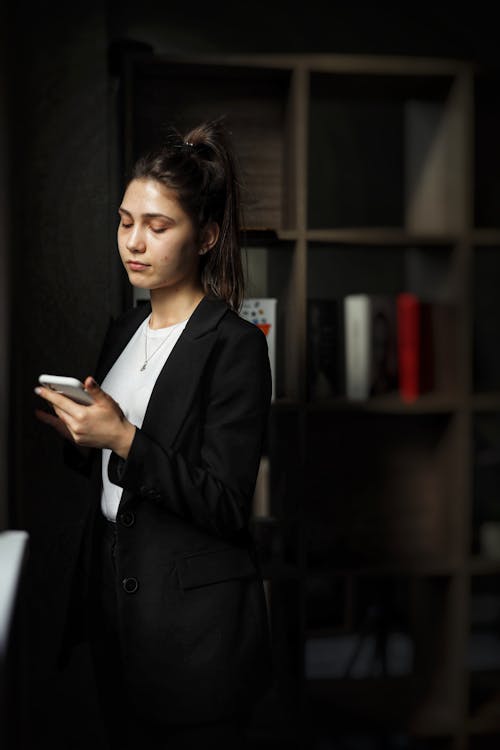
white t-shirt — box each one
[100,313,188,522]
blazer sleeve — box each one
[107,323,272,539]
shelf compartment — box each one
[306,242,459,403]
[467,734,500,749]
[307,242,457,301]
[127,59,295,231]
[305,575,464,742]
[467,580,500,741]
[305,575,414,674]
[305,412,462,567]
[472,413,500,559]
[469,671,500,736]
[468,577,500,675]
[305,677,457,738]
[308,72,466,234]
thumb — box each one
[83,376,102,397]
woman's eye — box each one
[120,222,133,229]
[151,226,167,234]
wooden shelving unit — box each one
[118,49,500,750]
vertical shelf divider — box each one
[288,63,309,733]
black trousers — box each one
[88,514,251,750]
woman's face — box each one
[117,178,203,293]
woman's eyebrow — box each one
[118,207,174,221]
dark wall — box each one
[6,7,118,745]
[8,4,119,531]
[1,2,10,530]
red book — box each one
[396,293,434,402]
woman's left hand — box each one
[35,376,136,459]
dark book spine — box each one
[307,299,343,400]
[397,293,420,402]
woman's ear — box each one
[199,222,220,255]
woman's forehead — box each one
[121,178,184,217]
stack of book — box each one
[307,293,455,402]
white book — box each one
[344,294,397,400]
[240,298,277,401]
[344,295,371,400]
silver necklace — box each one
[140,318,179,371]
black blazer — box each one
[64,295,273,724]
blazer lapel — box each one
[131,296,228,449]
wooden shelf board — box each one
[306,393,460,414]
[148,53,471,77]
[471,393,500,412]
[467,718,500,735]
[468,557,500,575]
[276,229,298,242]
[274,394,465,413]
[306,561,460,577]
[242,228,297,245]
[306,228,459,246]
[472,229,500,246]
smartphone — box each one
[38,374,94,406]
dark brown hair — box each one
[130,117,244,311]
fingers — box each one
[35,386,87,417]
[35,408,58,426]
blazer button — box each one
[119,511,135,527]
[122,577,139,594]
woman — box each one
[35,119,272,749]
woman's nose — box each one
[126,226,146,253]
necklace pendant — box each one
[140,362,147,371]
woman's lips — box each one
[127,261,150,271]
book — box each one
[344,294,398,400]
[307,299,344,400]
[397,293,429,402]
[396,293,456,402]
[240,298,277,401]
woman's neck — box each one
[148,286,205,329]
